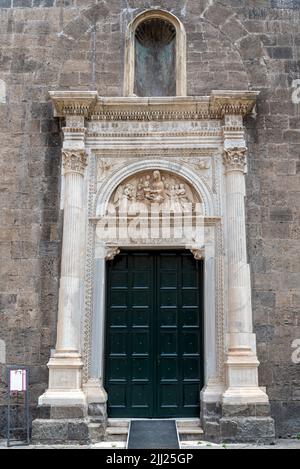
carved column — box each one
[222,116,270,407]
[39,122,88,410]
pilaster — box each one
[217,113,275,443]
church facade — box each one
[0,1,300,444]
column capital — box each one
[62,150,87,176]
[223,147,247,173]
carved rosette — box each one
[223,147,247,173]
[62,150,88,175]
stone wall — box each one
[0,0,299,438]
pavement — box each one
[1,439,300,450]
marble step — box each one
[105,426,129,442]
[105,419,203,443]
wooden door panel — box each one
[105,251,203,418]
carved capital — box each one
[223,147,247,173]
[62,150,87,175]
[106,247,120,261]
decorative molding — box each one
[191,249,205,260]
[223,147,247,172]
[82,153,97,383]
[50,91,98,117]
[210,91,259,118]
[216,221,225,382]
[63,127,86,134]
[62,150,87,175]
[106,247,120,261]
[87,130,222,138]
[92,148,218,158]
[49,91,259,121]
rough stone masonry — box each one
[0,0,299,439]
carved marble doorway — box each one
[33,91,274,444]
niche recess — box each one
[135,18,176,97]
[124,10,187,97]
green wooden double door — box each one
[105,251,204,418]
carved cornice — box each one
[49,91,98,117]
[62,150,88,175]
[223,147,247,172]
[210,91,259,118]
[49,91,259,121]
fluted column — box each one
[224,147,254,349]
[55,150,87,353]
[39,124,88,409]
[222,120,269,406]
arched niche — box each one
[124,10,187,97]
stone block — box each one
[32,419,69,443]
[68,420,89,442]
[49,406,86,420]
[203,3,232,26]
[220,417,275,443]
[32,419,90,444]
[203,422,220,441]
[222,404,271,418]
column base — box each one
[217,350,275,442]
[201,400,275,444]
[201,355,275,443]
[38,352,87,408]
[32,352,92,444]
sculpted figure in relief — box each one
[112,170,197,210]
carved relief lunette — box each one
[112,170,199,208]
